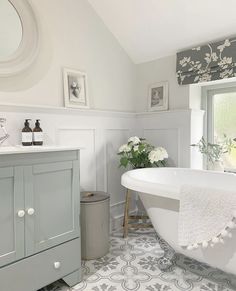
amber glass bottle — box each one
[22,119,33,146]
[33,119,43,146]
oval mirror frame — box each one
[0,0,39,77]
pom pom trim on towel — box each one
[183,213,236,251]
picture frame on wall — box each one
[148,81,168,111]
[63,68,89,109]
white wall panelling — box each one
[57,128,97,191]
[143,128,180,166]
[105,129,137,228]
[0,104,204,229]
[105,129,130,203]
[136,110,204,168]
[190,110,205,169]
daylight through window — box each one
[211,90,236,169]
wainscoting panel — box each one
[105,129,137,230]
[105,129,131,204]
[136,110,195,167]
[57,128,97,191]
[143,128,180,166]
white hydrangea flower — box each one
[133,145,139,152]
[159,147,168,159]
[148,147,168,163]
[118,144,131,153]
[128,136,140,145]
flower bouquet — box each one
[117,136,168,169]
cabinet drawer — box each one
[0,238,81,291]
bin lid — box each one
[81,191,110,203]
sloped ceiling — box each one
[87,0,236,64]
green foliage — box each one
[191,135,236,164]
[117,137,168,169]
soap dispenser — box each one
[22,119,33,146]
[33,119,43,146]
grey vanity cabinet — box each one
[0,166,25,268]
[0,149,81,291]
[24,160,80,256]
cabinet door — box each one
[0,167,24,267]
[24,160,80,256]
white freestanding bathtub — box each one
[121,167,236,275]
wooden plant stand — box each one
[123,188,152,238]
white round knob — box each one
[54,262,61,269]
[17,210,25,218]
[27,208,35,216]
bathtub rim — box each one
[121,167,235,201]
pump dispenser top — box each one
[24,119,31,127]
[22,119,32,146]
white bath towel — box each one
[178,185,236,250]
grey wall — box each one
[135,55,190,111]
[0,0,136,112]
[0,0,193,113]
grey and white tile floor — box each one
[40,229,236,291]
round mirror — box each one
[0,0,39,77]
[0,0,23,59]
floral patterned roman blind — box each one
[176,37,236,85]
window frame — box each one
[201,82,236,170]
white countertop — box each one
[0,145,81,155]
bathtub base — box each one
[122,168,236,276]
[139,192,236,275]
[156,233,176,271]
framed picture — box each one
[148,81,168,111]
[63,68,89,109]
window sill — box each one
[224,168,236,174]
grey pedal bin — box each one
[81,191,110,260]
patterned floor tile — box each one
[39,229,236,291]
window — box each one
[205,86,236,170]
